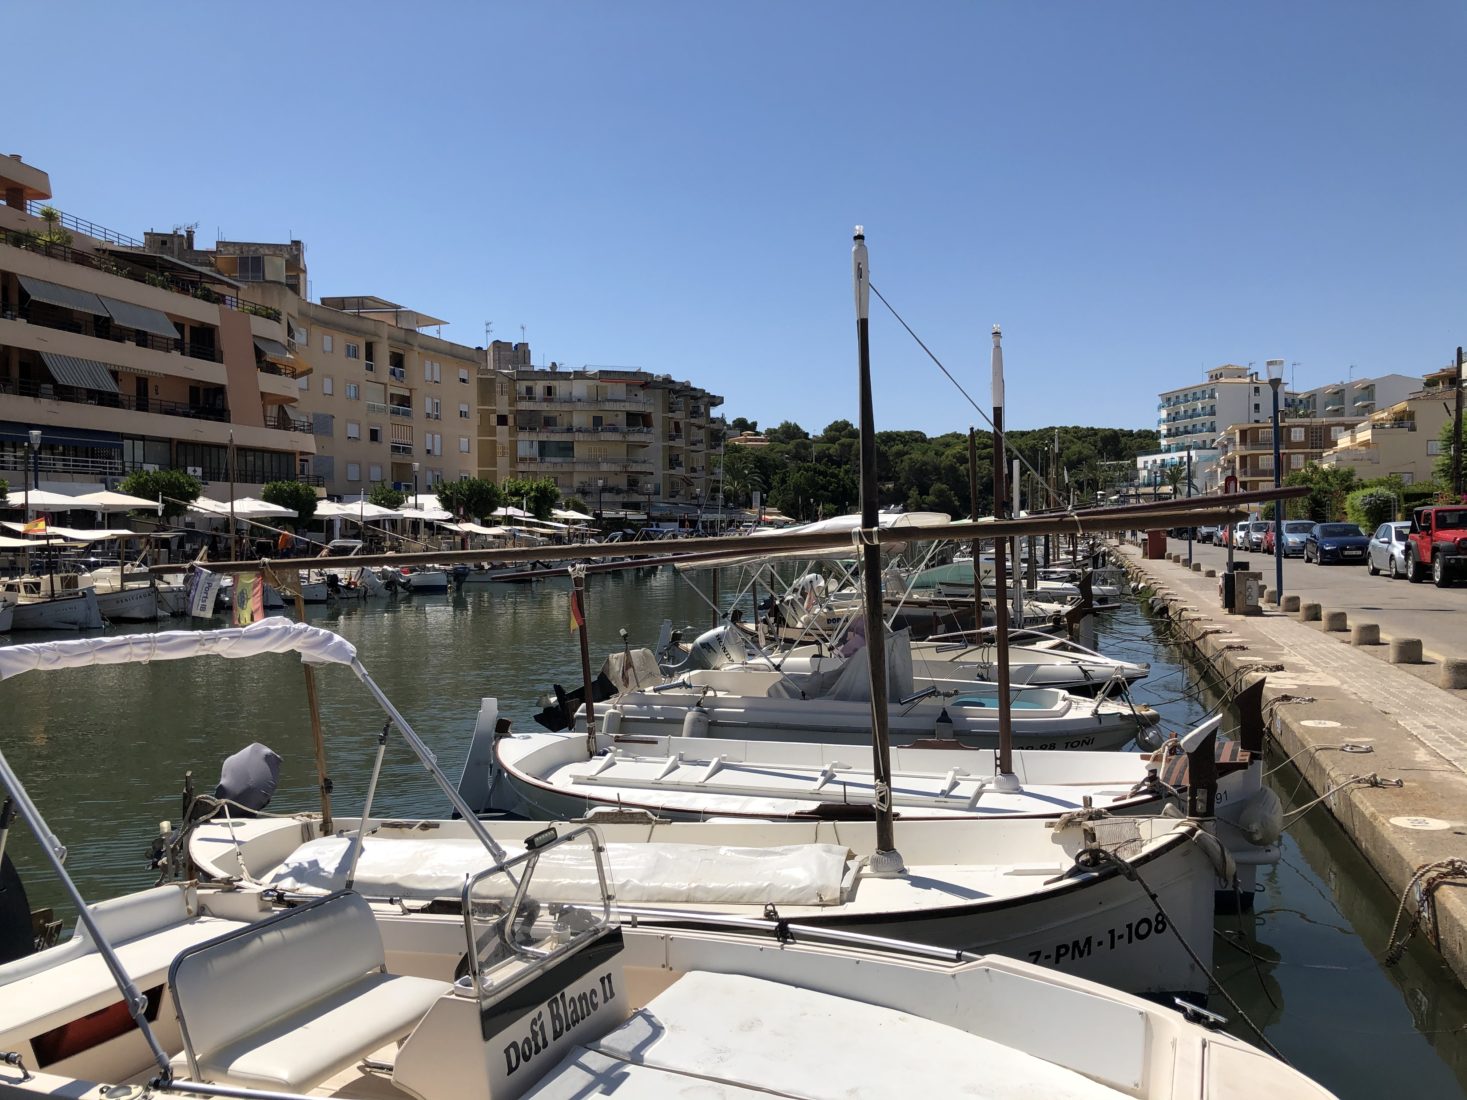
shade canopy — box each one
[552,507,594,521]
[99,296,180,339]
[0,523,144,542]
[4,489,98,511]
[190,496,300,519]
[401,506,452,522]
[321,499,402,520]
[0,534,75,548]
[19,275,107,316]
[67,489,162,513]
[491,505,532,518]
[40,352,121,394]
[0,617,358,682]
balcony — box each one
[0,374,228,421]
[366,401,389,415]
[1,229,282,320]
[389,366,407,381]
[390,442,413,455]
[388,405,413,419]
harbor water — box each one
[2,565,1465,1099]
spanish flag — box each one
[569,589,585,635]
[22,518,46,535]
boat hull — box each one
[95,585,161,622]
[7,589,104,631]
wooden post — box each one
[967,428,982,607]
[265,564,333,832]
[572,567,597,754]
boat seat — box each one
[530,970,1120,1099]
[0,885,245,1048]
[169,891,448,1093]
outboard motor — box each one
[215,743,282,816]
[0,797,38,964]
[685,624,755,671]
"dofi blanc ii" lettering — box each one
[503,971,618,1076]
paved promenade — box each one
[1116,542,1467,988]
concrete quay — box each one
[1114,541,1467,988]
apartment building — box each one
[1217,417,1361,492]
[477,355,724,515]
[0,155,313,494]
[1292,373,1422,421]
[143,230,483,498]
[1318,363,1458,484]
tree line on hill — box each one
[720,418,1160,520]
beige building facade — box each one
[1217,417,1362,492]
[1319,366,1458,484]
[144,228,485,499]
[0,155,313,495]
[478,354,724,516]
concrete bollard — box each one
[1390,638,1424,665]
[1191,562,1202,572]
[1351,622,1380,646]
[1204,569,1216,578]
[1323,610,1348,632]
[1282,595,1301,612]
[1442,659,1467,689]
[1298,602,1322,623]
[1263,588,1276,604]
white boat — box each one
[0,574,104,631]
[0,600,11,633]
[564,633,1155,752]
[0,619,1335,1099]
[87,567,161,622]
[387,566,450,593]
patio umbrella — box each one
[4,489,89,511]
[68,490,163,513]
[189,496,300,519]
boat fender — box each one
[1235,786,1284,847]
[602,709,623,737]
[1178,822,1237,883]
[1134,724,1170,753]
[681,704,711,739]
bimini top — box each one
[0,617,358,681]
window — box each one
[236,255,264,282]
[322,334,333,353]
[368,425,382,443]
[346,420,361,440]
[1428,440,1444,455]
[290,322,308,345]
[496,414,509,426]
[298,374,309,391]
[1331,426,1346,440]
[322,376,334,396]
[424,396,441,420]
[1291,427,1305,442]
[1291,454,1304,469]
[422,359,442,383]
[458,368,470,383]
[459,436,471,453]
[345,382,360,400]
[346,462,361,482]
[369,463,383,482]
[1258,455,1274,472]
[459,403,471,418]
[345,342,360,360]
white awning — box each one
[0,522,138,542]
[190,496,299,519]
[5,489,93,510]
[67,490,162,513]
[319,500,401,519]
[98,296,180,339]
[19,275,107,316]
[0,617,358,681]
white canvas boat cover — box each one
[267,835,851,905]
[0,617,357,681]
[768,629,915,702]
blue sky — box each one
[9,2,1464,435]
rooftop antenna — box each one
[1290,361,1301,392]
[1348,363,1357,382]
[521,323,527,347]
[484,321,493,345]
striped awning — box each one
[39,352,121,394]
[253,336,292,359]
[18,275,107,317]
[98,295,180,339]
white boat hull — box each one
[0,601,11,633]
[403,570,450,593]
[95,585,160,622]
[6,589,104,631]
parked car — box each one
[1264,519,1316,557]
[1404,505,1467,586]
[1197,525,1217,544]
[1245,520,1270,552]
[1303,522,1370,564]
[1367,521,1412,579]
[1225,520,1248,549]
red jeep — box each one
[1406,506,1467,586]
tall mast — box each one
[991,326,1019,790]
[852,227,903,874]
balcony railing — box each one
[388,405,413,418]
[26,201,143,248]
[1,230,282,321]
[0,375,229,421]
[390,442,413,455]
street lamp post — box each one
[596,478,605,521]
[411,462,420,547]
[1186,444,1193,567]
[25,429,41,573]
[1267,359,1285,605]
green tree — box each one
[1345,487,1398,531]
[1282,463,1357,521]
[367,483,406,510]
[0,477,7,500]
[261,480,319,527]
[1434,417,1462,495]
[728,417,758,435]
[763,420,809,445]
[436,477,503,522]
[719,445,764,507]
[500,476,560,519]
[119,468,201,521]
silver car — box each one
[1367,521,1412,579]
[1245,520,1270,552]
